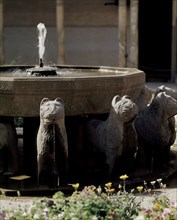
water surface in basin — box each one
[0,66,133,77]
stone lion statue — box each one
[155,85,177,100]
[134,85,153,111]
[37,97,68,186]
[135,91,177,171]
[154,85,177,147]
[117,117,138,173]
[87,95,138,175]
[0,123,19,175]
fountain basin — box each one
[0,65,145,117]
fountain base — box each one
[0,65,145,183]
[26,66,57,76]
[0,65,145,117]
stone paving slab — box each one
[136,188,177,208]
[0,197,34,210]
[146,82,177,92]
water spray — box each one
[26,23,57,76]
[37,23,47,64]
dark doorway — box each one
[138,0,172,82]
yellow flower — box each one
[136,186,143,192]
[87,185,96,193]
[119,174,129,180]
[105,182,112,189]
[105,182,115,194]
[106,188,115,193]
[153,203,161,211]
[68,183,79,191]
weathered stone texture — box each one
[135,92,177,170]
[87,95,138,175]
[37,97,68,185]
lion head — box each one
[155,85,177,100]
[152,92,177,118]
[39,97,65,126]
[111,95,138,122]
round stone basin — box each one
[0,65,145,117]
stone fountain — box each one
[0,23,145,186]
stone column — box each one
[128,0,138,67]
[56,0,65,64]
[0,0,4,64]
[118,0,127,67]
[172,0,177,83]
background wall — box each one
[3,0,119,66]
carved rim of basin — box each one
[0,65,145,117]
